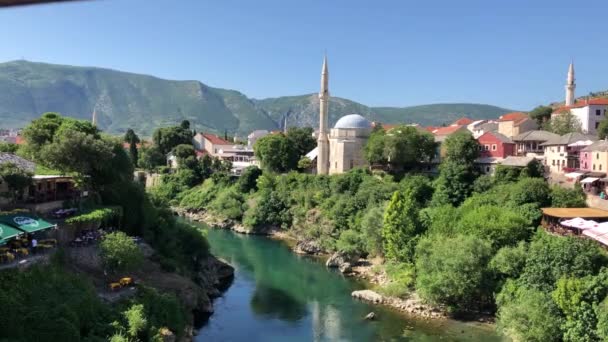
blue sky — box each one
[1,0,608,110]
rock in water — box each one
[294,240,322,255]
[339,262,352,274]
[352,290,384,304]
[364,312,376,320]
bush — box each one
[415,234,493,311]
[377,262,415,298]
[209,187,246,220]
[100,231,144,273]
[336,230,364,257]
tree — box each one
[444,131,479,164]
[99,231,144,273]
[254,133,296,172]
[549,111,582,135]
[551,185,587,207]
[597,297,608,340]
[297,156,312,171]
[124,304,148,339]
[497,281,564,342]
[138,145,166,171]
[152,125,193,155]
[0,142,18,153]
[382,191,421,262]
[360,205,384,256]
[0,163,33,203]
[383,126,436,171]
[180,120,190,130]
[490,242,528,278]
[457,205,531,249]
[432,160,477,206]
[286,127,316,160]
[529,105,554,126]
[415,234,493,310]
[598,119,608,139]
[520,231,606,291]
[123,129,140,168]
[364,128,386,165]
[237,166,263,193]
[172,144,197,170]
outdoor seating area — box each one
[542,208,608,246]
[0,213,58,264]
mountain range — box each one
[0,60,516,136]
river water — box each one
[194,224,505,342]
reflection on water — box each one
[193,223,505,342]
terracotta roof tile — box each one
[432,125,465,135]
[202,133,231,145]
[452,117,473,126]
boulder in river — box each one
[294,240,323,255]
[326,251,357,268]
[364,312,376,320]
[339,262,352,274]
[352,290,384,304]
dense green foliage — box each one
[100,231,145,273]
[364,125,436,171]
[253,127,315,172]
[548,111,583,135]
[529,105,553,126]
[124,128,141,167]
[0,162,33,203]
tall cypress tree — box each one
[382,190,421,262]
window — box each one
[492,144,497,151]
[562,160,565,166]
[485,166,490,172]
[597,109,601,116]
[601,164,603,171]
[598,153,600,160]
[596,122,600,129]
[484,144,490,151]
[350,160,354,169]
[552,160,555,166]
[594,164,596,170]
[335,161,337,169]
[585,153,588,158]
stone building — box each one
[315,57,371,175]
[328,114,372,174]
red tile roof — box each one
[424,126,437,132]
[195,149,208,157]
[202,133,231,145]
[498,112,528,122]
[452,117,473,126]
[554,98,608,113]
[15,136,25,145]
[432,125,466,135]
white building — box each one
[552,62,608,135]
[247,130,269,148]
[541,132,596,174]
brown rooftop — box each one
[542,208,608,219]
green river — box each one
[194,222,506,341]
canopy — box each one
[581,177,600,184]
[0,214,56,234]
[0,223,23,245]
[565,172,585,178]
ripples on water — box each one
[192,223,505,342]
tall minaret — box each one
[565,61,576,106]
[91,109,98,126]
[317,55,330,175]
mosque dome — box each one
[333,114,372,129]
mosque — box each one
[315,56,372,175]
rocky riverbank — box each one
[173,208,486,322]
[66,240,234,341]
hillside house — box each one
[512,130,560,157]
[497,112,537,138]
[552,98,608,135]
[541,133,596,173]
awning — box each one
[0,214,56,234]
[0,223,23,245]
[565,172,585,178]
[581,177,600,184]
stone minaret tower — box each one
[565,61,576,106]
[317,55,330,175]
[91,109,98,126]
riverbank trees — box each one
[162,140,608,339]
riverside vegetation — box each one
[0,113,232,341]
[151,123,608,341]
